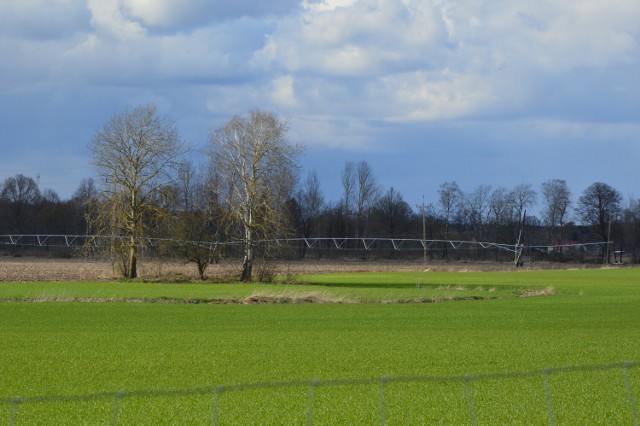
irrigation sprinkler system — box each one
[0,234,611,255]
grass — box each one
[1,268,638,303]
[0,268,639,423]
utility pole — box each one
[422,195,427,266]
[514,210,526,267]
[605,212,612,266]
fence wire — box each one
[2,361,638,425]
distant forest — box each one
[1,169,638,264]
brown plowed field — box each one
[0,256,606,282]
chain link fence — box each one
[2,361,638,425]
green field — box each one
[1,268,639,424]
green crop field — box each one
[1,268,639,424]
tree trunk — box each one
[241,255,252,282]
[241,216,253,282]
[241,239,253,282]
[128,238,137,279]
[197,261,207,280]
[126,188,138,279]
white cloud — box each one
[302,0,359,12]
[1,0,639,150]
[442,0,640,72]
[86,0,145,39]
[120,0,300,31]
[120,0,211,29]
[256,0,447,76]
[377,71,499,121]
[0,0,639,203]
[253,0,640,127]
[289,115,375,150]
[1,10,273,93]
[270,75,299,108]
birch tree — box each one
[208,110,301,282]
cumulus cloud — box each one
[375,71,501,121]
[270,75,299,108]
[1,0,639,148]
[253,0,640,129]
[1,0,639,200]
[255,0,447,76]
[55,18,270,86]
[120,0,300,31]
[1,5,278,94]
[86,0,145,39]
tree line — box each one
[2,104,639,279]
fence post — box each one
[9,397,21,426]
[378,377,388,426]
[622,363,639,426]
[111,391,124,426]
[306,380,319,426]
[211,386,224,426]
[464,376,477,426]
[542,369,555,426]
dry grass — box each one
[436,285,467,291]
[241,292,349,304]
[519,286,556,297]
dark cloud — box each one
[0,0,91,40]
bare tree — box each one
[296,170,325,240]
[577,182,622,250]
[373,186,412,238]
[172,161,222,279]
[488,186,514,242]
[89,103,185,278]
[622,198,640,263]
[71,178,99,236]
[340,161,356,238]
[438,181,461,239]
[354,160,380,237]
[510,183,537,223]
[41,188,60,203]
[175,161,199,213]
[208,110,302,282]
[541,179,572,245]
[1,174,41,234]
[462,184,492,241]
[73,178,99,202]
[36,188,71,235]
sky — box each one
[1,0,639,216]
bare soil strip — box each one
[0,257,602,282]
[0,294,499,304]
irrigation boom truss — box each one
[0,234,610,254]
